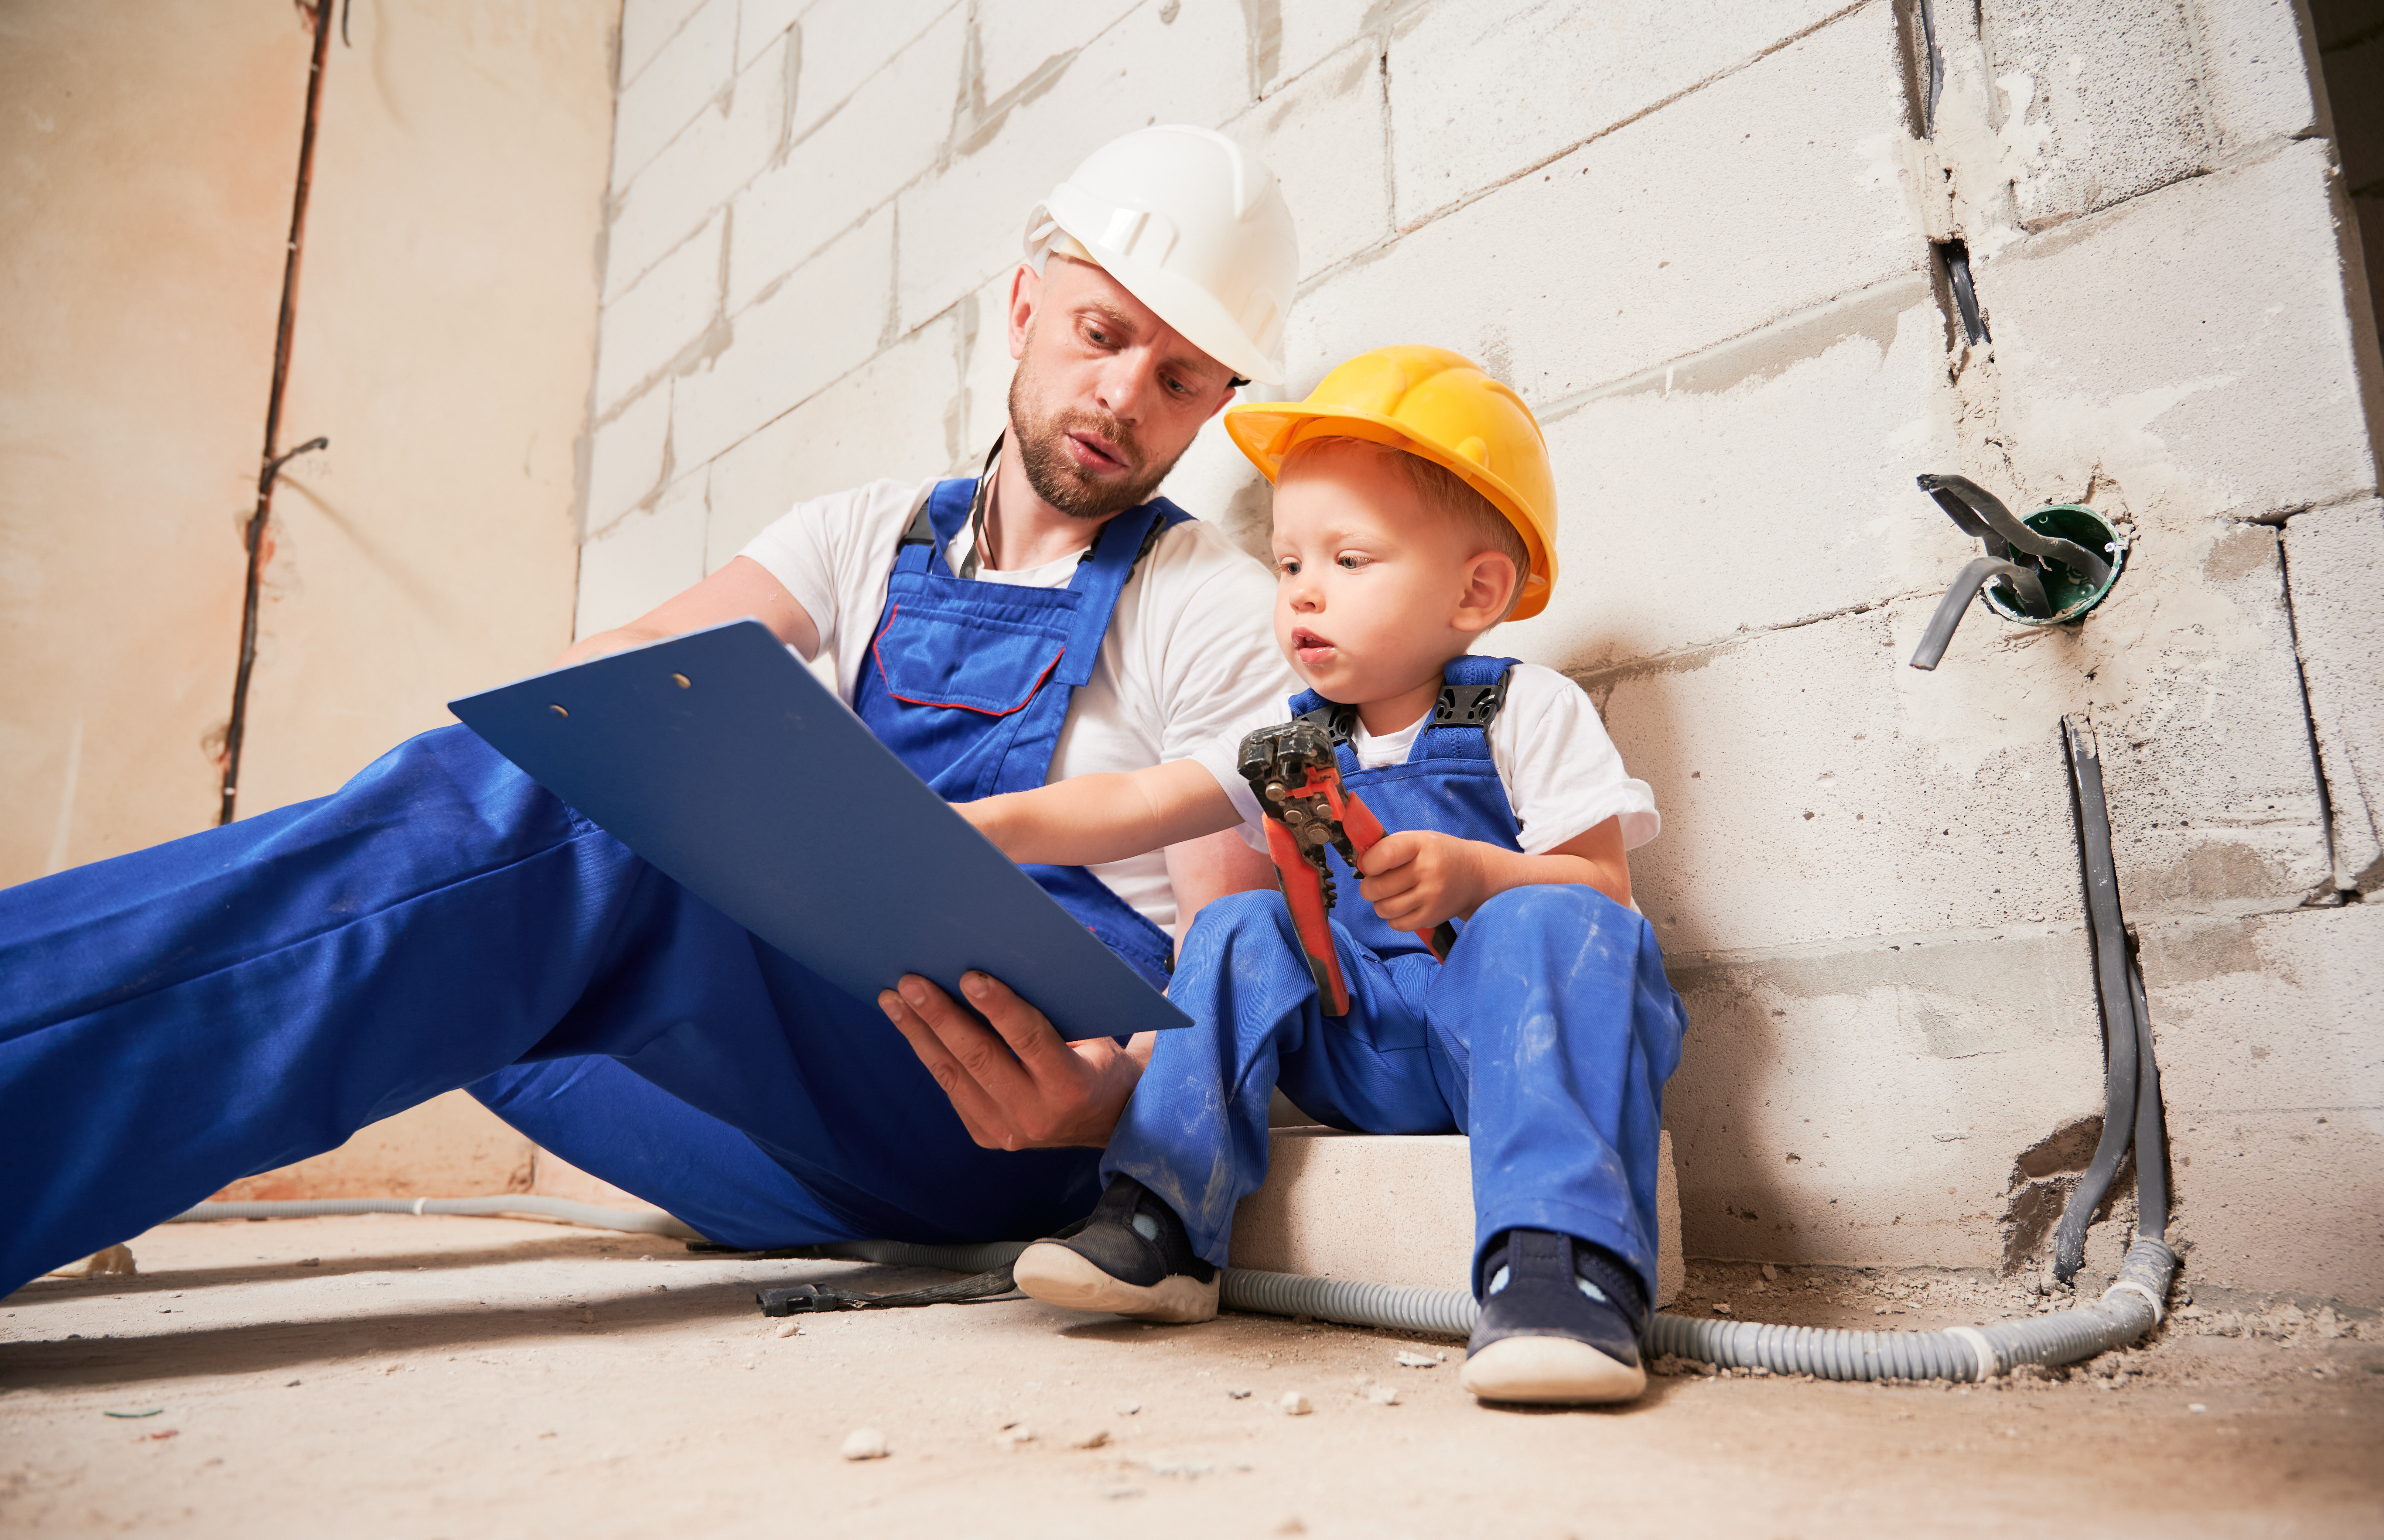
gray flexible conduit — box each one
[170,1196,699,1237]
[167,1211,2175,1381]
[832,1238,2178,1382]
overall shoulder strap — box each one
[1414,656,1519,762]
[1050,499,1168,687]
[895,478,980,576]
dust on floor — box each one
[3,1216,2378,1539]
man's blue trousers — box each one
[0,726,1102,1293]
[1101,886,1686,1301]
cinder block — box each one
[893,0,1249,334]
[1152,413,1272,559]
[1978,0,2208,230]
[1666,930,2105,1271]
[1387,0,1846,226]
[2145,903,2384,1305]
[1269,0,1374,91]
[592,212,724,416]
[621,0,712,88]
[2165,1114,2384,1308]
[2190,0,2320,153]
[585,380,675,537]
[672,205,895,472]
[575,466,710,637]
[737,0,804,71]
[604,35,788,302]
[611,0,737,193]
[1587,575,2322,953]
[704,314,962,571]
[1285,5,1921,408]
[1230,1128,1683,1307]
[2282,499,2384,889]
[1223,38,1386,281]
[2141,905,2384,1119]
[785,0,960,144]
[730,8,966,312]
[957,268,1018,457]
[973,0,1140,110]
[1980,141,2378,522]
[1502,273,1962,672]
[1585,602,2088,955]
[2088,521,2335,914]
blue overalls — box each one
[0,474,1187,1294]
[1101,657,1688,1301]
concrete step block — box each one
[1229,1128,1682,1308]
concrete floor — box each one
[3,1216,2378,1538]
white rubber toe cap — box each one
[1011,1242,1219,1324]
[1459,1335,1647,1405]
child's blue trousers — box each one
[1101,885,1686,1301]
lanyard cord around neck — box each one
[954,433,1004,581]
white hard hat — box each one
[1025,125,1299,386]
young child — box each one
[960,346,1685,1405]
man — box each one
[0,126,1302,1291]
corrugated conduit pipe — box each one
[173,1196,699,1238]
[173,1207,2170,1383]
[787,1239,2179,1383]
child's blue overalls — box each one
[1101,657,1688,1301]
[0,476,1188,1293]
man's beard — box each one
[1006,349,1182,521]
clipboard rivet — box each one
[549,704,568,718]
[672,673,691,689]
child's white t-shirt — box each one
[1185,661,1660,857]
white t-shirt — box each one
[1187,661,1660,858]
[737,477,1299,932]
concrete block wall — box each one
[575,0,2384,1303]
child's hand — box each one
[1356,831,1491,931]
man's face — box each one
[1004,255,1239,521]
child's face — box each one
[1267,440,1510,709]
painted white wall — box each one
[577,0,2384,1301]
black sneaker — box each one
[1459,1229,1649,1404]
[1011,1175,1220,1324]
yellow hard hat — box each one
[1222,345,1558,619]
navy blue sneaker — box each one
[1012,1175,1220,1324]
[1459,1229,1649,1404]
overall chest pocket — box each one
[871,602,1069,716]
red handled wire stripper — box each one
[1237,720,1458,1017]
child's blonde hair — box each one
[1287,436,1531,621]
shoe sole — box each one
[1459,1335,1647,1404]
[1011,1242,1220,1324]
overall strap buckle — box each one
[1431,681,1504,728]
[1298,701,1359,747]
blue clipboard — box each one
[448,619,1191,1041]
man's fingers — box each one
[957,970,1082,1083]
[878,985,1011,1146]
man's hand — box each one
[1356,829,1492,931]
[878,971,1150,1150]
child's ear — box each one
[1452,551,1519,635]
